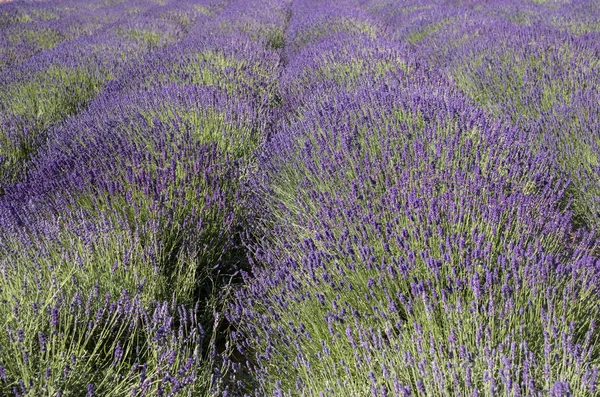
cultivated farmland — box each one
[0,0,599,396]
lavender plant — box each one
[364,0,600,229]
[0,0,289,394]
[231,1,600,395]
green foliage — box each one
[116,28,175,48]
[407,19,448,44]
[0,238,219,395]
[453,44,600,229]
[7,27,63,49]
[0,65,105,185]
[291,18,378,51]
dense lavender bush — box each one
[0,0,289,394]
[234,86,600,394]
[230,0,600,395]
[451,25,600,229]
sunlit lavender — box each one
[1,0,599,396]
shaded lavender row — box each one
[0,0,292,395]
[230,0,600,395]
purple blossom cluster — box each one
[2,0,600,396]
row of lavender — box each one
[0,0,199,188]
[230,0,600,395]
[363,0,600,229]
[0,0,290,395]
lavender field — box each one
[0,0,599,396]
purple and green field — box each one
[1,0,600,396]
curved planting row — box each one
[0,0,290,395]
[230,0,600,395]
